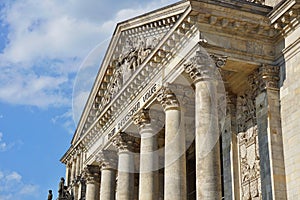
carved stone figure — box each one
[58,177,65,198]
[48,190,53,200]
[237,89,262,199]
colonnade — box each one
[64,51,222,200]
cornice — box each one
[269,0,300,36]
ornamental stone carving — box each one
[97,150,118,170]
[116,36,158,84]
[83,165,100,184]
[132,108,151,128]
[257,65,279,91]
[156,86,180,110]
[239,126,262,200]
[246,0,265,5]
[111,132,138,152]
[237,76,262,200]
[184,50,221,83]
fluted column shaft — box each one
[157,87,186,200]
[133,109,159,200]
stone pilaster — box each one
[84,165,100,200]
[222,93,240,200]
[112,132,136,200]
[184,50,222,199]
[133,109,159,200]
[252,65,287,199]
[98,150,117,200]
[157,87,186,200]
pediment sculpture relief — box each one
[102,35,160,107]
[116,36,158,84]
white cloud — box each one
[0,170,39,199]
[19,184,39,195]
[0,0,179,129]
[5,172,22,182]
[0,132,8,152]
[0,132,21,152]
[52,110,76,134]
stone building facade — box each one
[60,0,300,199]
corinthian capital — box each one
[112,132,137,152]
[184,50,219,83]
[156,86,180,110]
[97,150,117,170]
[132,109,151,128]
[83,165,100,184]
[258,65,279,91]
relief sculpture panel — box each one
[237,92,262,200]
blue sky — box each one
[0,0,178,199]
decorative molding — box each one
[245,0,265,5]
[210,54,227,68]
[272,6,300,36]
[157,86,180,110]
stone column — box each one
[133,109,159,200]
[98,150,117,200]
[184,50,222,199]
[222,93,240,199]
[65,163,71,186]
[74,153,80,199]
[112,132,136,200]
[84,165,100,200]
[252,65,287,199]
[71,159,76,183]
[157,87,186,200]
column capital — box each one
[112,132,138,153]
[83,165,100,184]
[248,65,280,95]
[97,150,118,170]
[133,108,151,128]
[184,50,219,83]
[258,65,280,91]
[157,86,180,110]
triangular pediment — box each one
[71,1,191,144]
